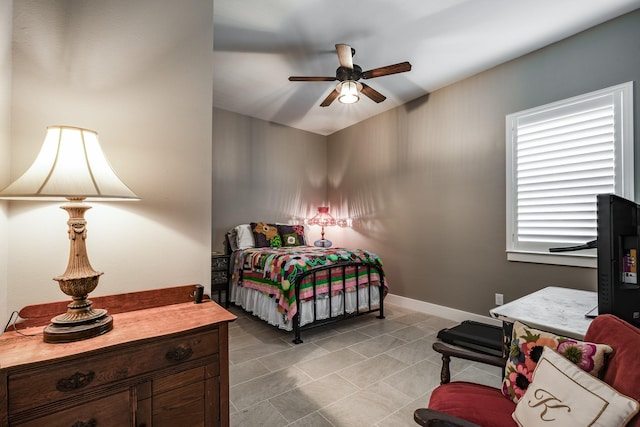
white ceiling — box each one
[213,0,640,136]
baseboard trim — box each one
[385,293,502,327]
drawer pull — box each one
[57,371,95,392]
[165,345,193,362]
[71,419,97,427]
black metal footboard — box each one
[291,261,385,344]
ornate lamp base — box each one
[44,200,112,344]
[44,313,113,343]
[314,239,332,248]
[44,274,112,343]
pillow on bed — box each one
[230,224,255,250]
[251,222,281,248]
[277,224,307,246]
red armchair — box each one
[414,314,640,427]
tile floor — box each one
[228,302,503,426]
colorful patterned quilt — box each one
[231,246,386,320]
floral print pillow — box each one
[277,224,307,246]
[501,321,613,403]
[251,222,281,248]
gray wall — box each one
[5,0,213,315]
[327,10,640,316]
[212,108,328,251]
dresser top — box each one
[0,300,236,369]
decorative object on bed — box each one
[0,125,139,343]
[251,222,281,247]
[277,224,307,246]
[226,223,309,251]
[228,224,256,250]
[308,206,337,248]
[227,233,387,343]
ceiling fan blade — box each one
[361,61,412,79]
[320,89,339,107]
[360,83,386,103]
[335,43,353,69]
[289,76,336,82]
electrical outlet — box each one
[495,293,504,305]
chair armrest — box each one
[433,342,506,366]
[432,341,506,384]
[414,408,481,427]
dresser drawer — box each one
[152,374,207,427]
[211,270,228,284]
[8,328,219,414]
[13,389,131,427]
[211,256,229,271]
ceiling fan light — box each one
[338,80,361,104]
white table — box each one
[489,286,597,340]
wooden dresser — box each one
[0,285,236,426]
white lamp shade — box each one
[0,126,139,201]
[338,81,361,104]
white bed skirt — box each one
[230,280,381,331]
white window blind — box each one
[506,82,634,267]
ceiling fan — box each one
[288,43,412,107]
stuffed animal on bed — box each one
[252,222,282,248]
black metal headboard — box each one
[223,232,232,255]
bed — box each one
[225,223,387,343]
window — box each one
[506,82,634,267]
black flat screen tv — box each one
[597,193,640,326]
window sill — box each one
[507,251,596,268]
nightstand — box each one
[211,252,230,307]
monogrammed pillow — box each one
[512,347,639,427]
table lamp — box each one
[308,206,336,248]
[0,125,139,343]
